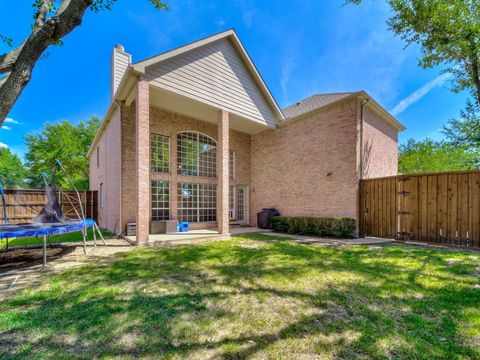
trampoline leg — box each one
[93,225,97,247]
[43,235,47,267]
[82,228,87,255]
[95,223,106,245]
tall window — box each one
[151,134,170,173]
[96,146,100,168]
[229,150,235,180]
[151,180,170,220]
[177,132,216,178]
[99,183,104,208]
[229,186,235,219]
[177,183,217,222]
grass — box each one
[0,233,479,359]
[0,228,114,249]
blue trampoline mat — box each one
[0,219,95,239]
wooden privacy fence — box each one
[0,189,98,224]
[360,170,480,248]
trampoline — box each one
[0,219,95,239]
[0,161,105,267]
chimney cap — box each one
[114,44,125,52]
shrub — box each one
[271,216,356,238]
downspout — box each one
[359,97,369,180]
[358,97,369,238]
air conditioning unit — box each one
[126,222,136,236]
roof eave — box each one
[87,66,140,158]
[281,91,406,132]
[357,91,406,132]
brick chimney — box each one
[110,44,131,100]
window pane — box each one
[177,132,216,178]
[177,183,217,222]
[151,180,170,220]
[151,134,170,173]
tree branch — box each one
[0,0,92,124]
[0,42,26,74]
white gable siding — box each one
[145,39,277,127]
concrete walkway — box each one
[266,232,395,246]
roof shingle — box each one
[282,92,356,119]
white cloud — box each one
[0,142,7,148]
[1,125,11,130]
[215,19,226,27]
[4,117,20,124]
[390,73,452,116]
[280,55,297,97]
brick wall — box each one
[120,103,251,233]
[362,107,398,178]
[89,106,121,233]
[250,99,360,225]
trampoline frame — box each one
[0,160,106,267]
[0,220,105,266]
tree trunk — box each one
[0,0,91,125]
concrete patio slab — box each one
[126,226,267,246]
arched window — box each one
[177,132,216,178]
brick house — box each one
[88,29,405,243]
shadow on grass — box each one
[0,234,479,359]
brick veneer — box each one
[250,99,360,225]
[217,109,230,234]
[361,106,398,178]
[94,95,399,237]
[135,79,150,244]
[120,103,251,234]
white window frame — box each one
[177,131,217,178]
[151,133,170,173]
[151,180,170,220]
[177,182,217,223]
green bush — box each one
[271,216,356,238]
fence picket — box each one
[360,170,480,249]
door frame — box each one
[236,186,249,224]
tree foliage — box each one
[399,138,478,173]
[0,0,167,125]
[24,116,100,190]
[0,147,27,188]
[349,0,480,165]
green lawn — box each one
[0,228,114,249]
[0,234,479,359]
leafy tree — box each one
[399,138,478,173]
[0,147,28,188]
[24,116,100,190]
[0,0,168,125]
[348,0,480,161]
[443,100,480,153]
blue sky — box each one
[0,0,470,158]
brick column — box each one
[135,79,150,244]
[218,109,229,234]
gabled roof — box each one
[282,91,405,131]
[282,92,355,119]
[133,29,284,122]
